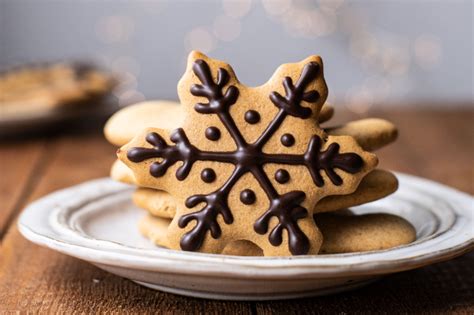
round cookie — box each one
[138,214,170,247]
[315,169,398,212]
[131,169,398,219]
[110,159,136,184]
[326,118,398,151]
[104,100,184,146]
[316,212,416,254]
[221,240,263,256]
[138,212,416,255]
[133,188,177,218]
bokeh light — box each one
[222,0,253,18]
[111,56,140,75]
[363,75,392,101]
[381,43,410,76]
[95,16,135,44]
[350,32,379,62]
[117,89,145,107]
[264,0,338,38]
[308,9,337,37]
[345,86,373,114]
[261,0,292,17]
[113,72,138,98]
[414,34,442,70]
[213,15,242,42]
[318,0,345,12]
[184,27,216,54]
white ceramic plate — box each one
[18,173,473,300]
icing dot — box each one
[201,168,216,183]
[275,169,290,184]
[281,133,295,147]
[244,110,260,124]
[205,126,221,141]
[240,189,256,205]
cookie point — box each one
[188,50,207,62]
[303,54,323,66]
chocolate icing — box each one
[275,169,290,184]
[244,110,260,124]
[254,191,308,253]
[127,59,364,255]
[205,126,221,141]
[281,133,295,147]
[201,168,216,183]
[240,189,256,205]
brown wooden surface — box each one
[0,108,473,314]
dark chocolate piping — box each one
[201,168,216,183]
[281,133,295,147]
[244,110,260,124]
[240,189,256,205]
[275,169,290,184]
[205,127,221,141]
[127,59,364,255]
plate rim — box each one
[18,172,474,279]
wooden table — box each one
[1,108,473,313]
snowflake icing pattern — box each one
[126,58,365,255]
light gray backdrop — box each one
[1,0,472,110]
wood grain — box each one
[0,109,472,313]
[374,109,474,193]
[0,140,48,238]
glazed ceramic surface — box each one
[18,173,473,300]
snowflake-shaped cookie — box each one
[118,51,378,256]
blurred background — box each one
[1,0,472,114]
[1,2,474,309]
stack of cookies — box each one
[104,51,415,256]
[0,62,116,118]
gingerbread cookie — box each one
[131,169,397,218]
[315,169,398,212]
[119,51,377,256]
[326,118,398,151]
[138,211,416,255]
[104,100,184,146]
[133,188,177,218]
[110,159,136,184]
[317,212,416,253]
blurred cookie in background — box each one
[0,62,117,137]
